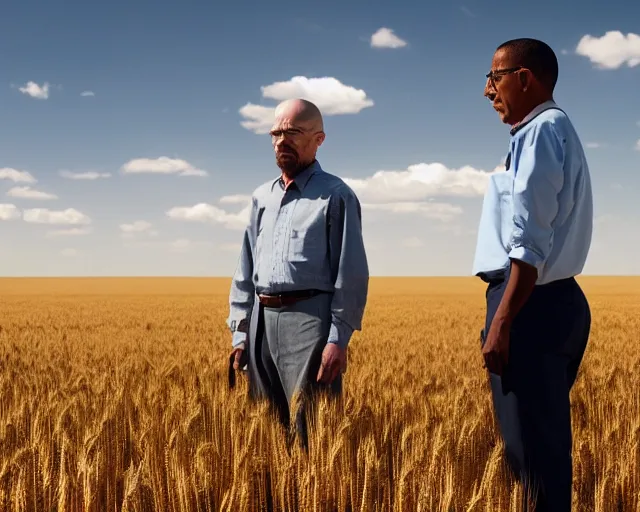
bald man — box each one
[227,98,369,449]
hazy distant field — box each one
[1,277,638,511]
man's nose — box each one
[483,77,496,98]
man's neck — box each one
[281,159,316,187]
[511,96,555,129]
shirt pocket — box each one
[288,225,323,262]
[287,203,327,265]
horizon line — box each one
[1,274,638,279]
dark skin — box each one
[481,47,554,376]
[482,259,538,375]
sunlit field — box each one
[1,276,639,511]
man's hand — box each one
[482,258,538,376]
[316,343,346,385]
[230,344,245,370]
[482,318,511,376]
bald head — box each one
[269,98,326,177]
[274,98,324,132]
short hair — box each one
[497,38,559,91]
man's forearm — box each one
[230,318,250,349]
[327,316,354,350]
[227,219,255,349]
[326,188,369,350]
[493,258,538,326]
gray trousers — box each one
[247,292,342,449]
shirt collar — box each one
[510,100,558,136]
[272,159,321,192]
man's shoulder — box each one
[537,106,572,128]
[515,106,579,150]
[314,168,359,199]
[527,106,575,137]
[250,177,279,202]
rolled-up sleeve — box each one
[508,122,565,275]
[227,197,257,348]
[326,186,369,349]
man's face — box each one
[484,48,527,126]
[269,114,324,174]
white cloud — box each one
[23,208,91,225]
[18,81,49,99]
[120,157,207,177]
[7,186,57,200]
[0,204,21,221]
[370,27,408,49]
[342,162,502,203]
[0,168,37,183]
[120,220,158,239]
[362,201,463,222]
[575,31,640,69]
[46,227,92,237]
[59,170,111,180]
[80,91,95,97]
[585,142,604,149]
[635,139,640,151]
[120,220,153,233]
[219,194,252,205]
[166,202,250,231]
[239,76,374,134]
[60,248,79,257]
[239,105,277,135]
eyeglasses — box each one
[485,66,523,85]
[269,128,323,141]
[270,128,304,140]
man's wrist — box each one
[493,309,513,327]
[231,330,247,348]
[327,321,353,350]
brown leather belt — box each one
[258,289,326,308]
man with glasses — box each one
[227,98,369,450]
[473,38,593,510]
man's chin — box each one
[495,109,516,125]
[276,157,299,173]
[498,112,515,125]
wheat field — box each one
[0,276,638,511]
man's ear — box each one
[519,72,528,91]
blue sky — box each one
[1,0,639,276]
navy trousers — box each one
[481,267,591,511]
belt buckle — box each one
[261,293,284,307]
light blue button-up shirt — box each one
[227,160,369,349]
[472,101,593,284]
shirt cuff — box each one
[232,331,247,349]
[327,320,354,350]
[508,245,545,275]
